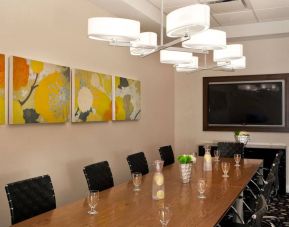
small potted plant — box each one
[178,154,195,183]
[234,131,250,146]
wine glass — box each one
[221,162,230,178]
[87,190,99,215]
[197,178,206,199]
[234,154,241,167]
[214,149,220,162]
[159,206,172,227]
[132,172,142,191]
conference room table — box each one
[12,157,263,227]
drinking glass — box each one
[197,178,206,199]
[234,154,241,167]
[221,162,230,178]
[159,206,172,227]
[214,149,220,162]
[87,190,99,215]
[132,172,142,191]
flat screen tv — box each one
[203,74,289,132]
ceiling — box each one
[90,0,289,40]
[148,0,289,26]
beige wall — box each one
[175,36,289,192]
[0,0,174,226]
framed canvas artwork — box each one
[114,76,141,121]
[9,56,70,124]
[0,54,5,124]
[71,69,112,122]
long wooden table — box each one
[12,158,262,227]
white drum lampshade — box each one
[130,32,158,56]
[88,17,140,42]
[175,56,199,72]
[217,56,246,70]
[213,44,243,62]
[160,50,194,65]
[166,4,210,38]
[182,29,226,50]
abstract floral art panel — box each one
[9,56,70,124]
[0,54,5,124]
[72,69,112,122]
[114,76,141,121]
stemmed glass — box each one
[214,150,220,162]
[221,162,230,178]
[197,178,206,199]
[234,154,241,167]
[87,190,99,215]
[132,172,142,191]
[159,206,172,227]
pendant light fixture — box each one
[213,44,243,62]
[182,29,226,50]
[166,4,210,38]
[130,32,157,56]
[87,0,246,73]
[88,17,140,43]
[217,56,246,70]
[175,56,199,72]
[160,50,194,65]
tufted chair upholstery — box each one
[5,175,56,225]
[262,172,275,203]
[83,161,114,192]
[127,152,149,175]
[250,194,268,227]
[159,145,175,166]
[217,142,244,158]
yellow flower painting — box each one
[72,69,112,122]
[0,54,5,124]
[114,76,141,121]
[9,56,70,124]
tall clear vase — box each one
[152,160,165,200]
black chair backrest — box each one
[262,172,275,202]
[83,161,114,192]
[217,142,244,158]
[159,145,175,166]
[127,152,149,175]
[5,175,56,225]
[251,194,267,227]
[270,152,282,195]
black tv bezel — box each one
[203,74,289,132]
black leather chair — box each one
[159,145,175,166]
[83,161,114,192]
[5,175,56,225]
[217,142,244,158]
[127,152,149,175]
[229,195,269,227]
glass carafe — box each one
[203,145,212,171]
[152,160,165,200]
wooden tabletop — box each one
[12,158,262,227]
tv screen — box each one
[208,80,284,126]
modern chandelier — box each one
[88,1,246,73]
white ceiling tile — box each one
[210,0,247,14]
[148,0,199,13]
[250,0,289,10]
[214,10,257,26]
[255,7,289,21]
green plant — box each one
[177,155,192,164]
[234,130,240,136]
[234,131,249,136]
